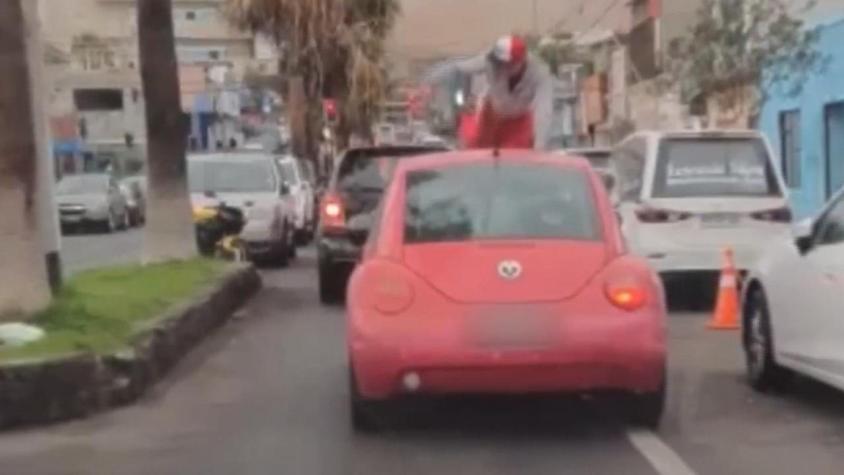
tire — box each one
[744,286,793,392]
[287,224,297,260]
[627,380,666,429]
[319,261,347,305]
[349,367,385,434]
[272,223,291,268]
[100,212,116,234]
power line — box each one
[577,0,624,41]
[546,0,589,35]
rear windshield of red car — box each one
[404,162,601,244]
[336,147,446,193]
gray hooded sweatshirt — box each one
[426,52,555,150]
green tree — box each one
[664,0,822,125]
[137,0,197,262]
[224,0,399,159]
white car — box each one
[188,152,297,266]
[743,190,844,391]
[276,155,316,244]
[611,130,792,274]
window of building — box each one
[185,10,197,20]
[779,110,802,188]
[74,89,124,111]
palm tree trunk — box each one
[138,0,196,262]
[0,0,52,318]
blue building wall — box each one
[759,18,844,218]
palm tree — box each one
[0,0,52,318]
[225,0,400,157]
[137,0,196,262]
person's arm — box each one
[423,53,488,85]
[531,62,555,151]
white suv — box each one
[611,130,792,274]
[276,155,316,244]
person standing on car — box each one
[425,34,554,151]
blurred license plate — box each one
[470,311,555,349]
[701,213,740,227]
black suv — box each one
[317,145,448,304]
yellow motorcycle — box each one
[193,204,248,262]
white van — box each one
[611,130,792,273]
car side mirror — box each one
[280,181,291,196]
[793,217,814,255]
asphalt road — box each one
[60,228,142,276]
[7,245,844,474]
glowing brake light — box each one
[605,277,648,311]
[635,208,692,224]
[320,193,346,229]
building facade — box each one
[759,17,844,218]
[39,0,262,176]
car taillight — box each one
[605,277,648,311]
[635,208,693,224]
[371,273,415,315]
[321,193,345,229]
[750,207,792,223]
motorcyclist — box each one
[425,34,554,150]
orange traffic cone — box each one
[708,247,741,330]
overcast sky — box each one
[389,0,629,61]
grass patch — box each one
[0,259,228,362]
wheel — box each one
[269,222,291,268]
[100,212,117,234]
[287,225,298,260]
[349,367,386,434]
[319,261,347,305]
[744,286,793,392]
[627,381,666,429]
[120,210,131,230]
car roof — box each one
[188,151,273,162]
[341,145,448,156]
[61,173,109,180]
[561,147,612,155]
[396,149,593,173]
[629,129,764,141]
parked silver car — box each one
[188,152,298,266]
[57,173,129,234]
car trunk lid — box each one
[403,241,608,304]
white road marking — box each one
[626,429,698,475]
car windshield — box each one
[337,147,445,193]
[188,157,277,193]
[404,162,600,243]
[57,175,108,195]
[652,138,782,198]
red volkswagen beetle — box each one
[346,150,667,431]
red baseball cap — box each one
[490,35,527,65]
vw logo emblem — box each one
[497,260,522,280]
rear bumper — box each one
[318,234,361,264]
[350,314,665,399]
[643,245,763,273]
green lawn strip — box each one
[0,258,228,362]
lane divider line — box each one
[626,429,698,475]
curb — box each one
[0,264,262,429]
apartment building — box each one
[39,0,265,175]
